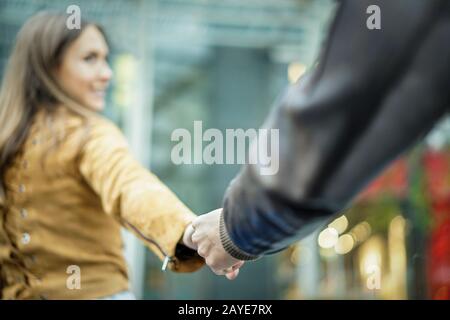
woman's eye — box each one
[84,54,97,63]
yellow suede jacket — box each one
[0,107,203,299]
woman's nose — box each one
[99,63,113,81]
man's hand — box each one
[191,208,244,280]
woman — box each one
[0,11,208,299]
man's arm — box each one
[220,0,450,260]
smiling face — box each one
[56,25,112,111]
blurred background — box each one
[0,0,449,300]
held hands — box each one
[182,209,244,280]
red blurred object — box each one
[355,149,449,299]
[424,150,450,300]
[357,158,409,201]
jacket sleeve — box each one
[78,117,204,272]
[220,0,450,260]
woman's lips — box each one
[92,90,105,98]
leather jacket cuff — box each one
[219,212,260,261]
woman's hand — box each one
[182,218,244,280]
[191,209,245,280]
[181,223,197,250]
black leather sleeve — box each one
[220,0,450,259]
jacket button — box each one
[26,255,37,265]
[21,233,31,245]
[20,208,28,219]
[19,184,26,193]
[32,139,39,145]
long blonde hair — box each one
[0,11,105,203]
